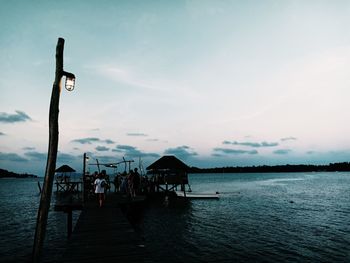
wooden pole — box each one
[32,37,64,263]
[96,159,101,173]
[37,181,42,194]
[83,153,87,203]
[67,209,73,238]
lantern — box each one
[63,71,76,91]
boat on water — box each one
[175,190,220,199]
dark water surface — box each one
[144,172,350,262]
[0,178,80,262]
[1,172,349,262]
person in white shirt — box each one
[94,173,107,208]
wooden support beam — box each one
[67,209,73,238]
[83,153,87,204]
[37,181,42,194]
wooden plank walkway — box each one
[58,194,153,263]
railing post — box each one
[83,153,87,204]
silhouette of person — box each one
[132,168,140,196]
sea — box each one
[0,172,349,262]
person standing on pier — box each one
[94,173,107,208]
[132,168,140,197]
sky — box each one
[1,0,350,176]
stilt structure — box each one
[146,155,190,194]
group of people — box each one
[114,168,141,198]
[93,168,143,207]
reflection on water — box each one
[144,200,195,262]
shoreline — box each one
[0,168,38,178]
[189,162,350,174]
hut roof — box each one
[55,165,76,173]
[146,155,189,171]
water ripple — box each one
[2,173,350,262]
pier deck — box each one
[56,194,151,263]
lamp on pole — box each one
[63,71,76,91]
[32,37,76,262]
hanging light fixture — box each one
[63,71,76,91]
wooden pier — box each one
[54,194,153,263]
[46,154,192,262]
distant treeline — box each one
[0,168,38,178]
[189,162,350,173]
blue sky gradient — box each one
[1,0,350,175]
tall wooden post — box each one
[32,38,65,262]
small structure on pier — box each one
[56,164,76,173]
[146,155,190,193]
[55,164,76,181]
[55,164,82,193]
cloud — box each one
[114,145,135,151]
[23,151,78,165]
[72,137,100,144]
[0,110,32,123]
[96,146,110,152]
[94,65,164,92]
[223,140,278,147]
[281,137,297,142]
[24,151,47,161]
[260,142,279,147]
[273,149,292,155]
[57,153,79,163]
[0,132,5,136]
[213,148,258,155]
[23,147,35,151]
[71,137,115,145]
[146,138,159,142]
[306,151,315,154]
[164,145,198,160]
[0,152,28,162]
[112,145,159,158]
[127,133,148,137]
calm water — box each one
[143,172,350,262]
[1,172,350,262]
[0,178,80,263]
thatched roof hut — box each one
[147,156,189,186]
[146,155,189,171]
[55,165,76,173]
